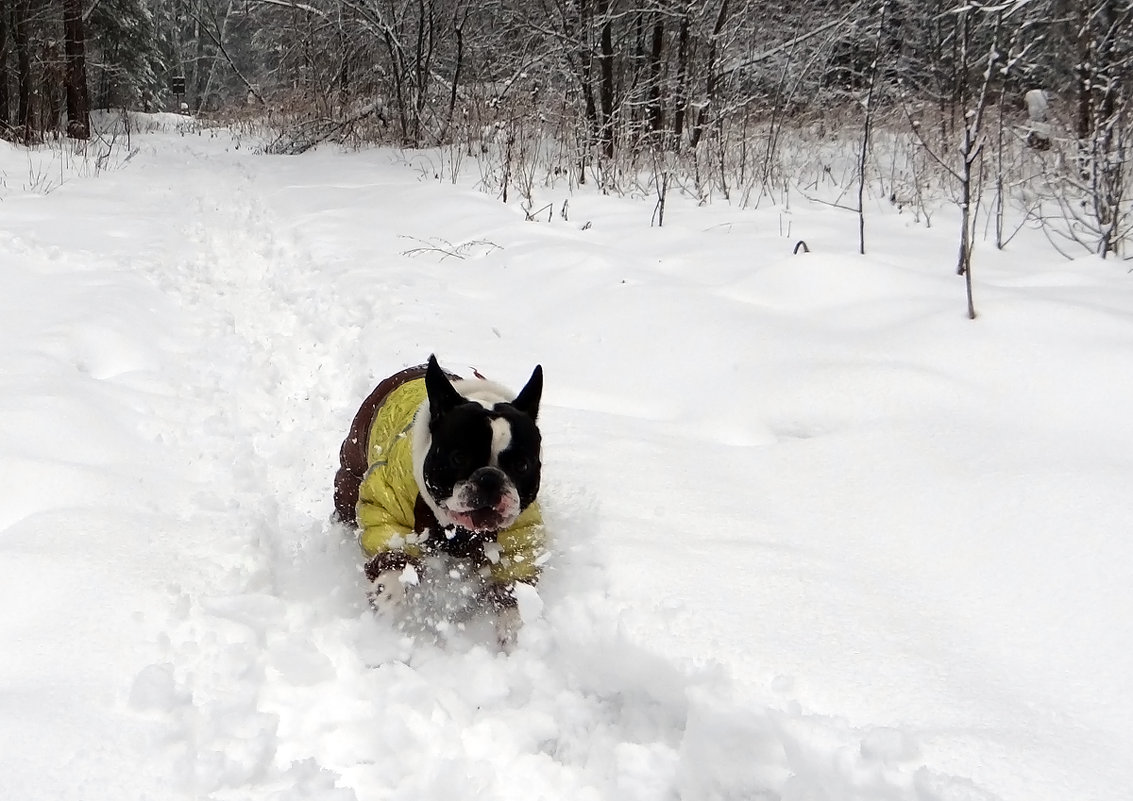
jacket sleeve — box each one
[356,466,422,558]
[490,503,545,584]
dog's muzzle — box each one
[445,467,521,532]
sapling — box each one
[856,0,890,255]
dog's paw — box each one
[368,569,409,610]
[364,555,420,612]
[495,605,522,651]
[479,583,523,650]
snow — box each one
[1,116,1132,801]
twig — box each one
[524,203,553,221]
[398,235,502,260]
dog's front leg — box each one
[480,582,522,649]
[364,552,420,611]
[495,606,523,650]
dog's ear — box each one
[511,365,543,421]
[425,354,465,422]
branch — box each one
[193,8,266,104]
[82,0,104,22]
[718,2,864,77]
[265,101,386,154]
[398,235,502,260]
[248,0,326,15]
[900,99,963,182]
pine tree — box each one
[88,0,166,111]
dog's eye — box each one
[511,456,532,475]
[449,451,469,470]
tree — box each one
[12,0,32,141]
[1073,0,1132,257]
[0,0,10,129]
[856,0,892,255]
[903,1,1019,319]
[62,0,90,137]
[88,0,166,111]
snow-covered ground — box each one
[1,115,1131,801]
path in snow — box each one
[129,136,935,801]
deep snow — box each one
[1,115,1131,801]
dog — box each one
[334,355,544,643]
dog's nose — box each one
[471,466,505,497]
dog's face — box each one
[415,356,542,533]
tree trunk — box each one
[1092,0,1123,258]
[384,28,410,142]
[437,8,464,143]
[672,4,690,148]
[62,0,90,139]
[412,0,435,144]
[1075,0,1091,142]
[13,0,30,141]
[337,32,350,107]
[857,0,890,256]
[689,0,731,150]
[645,12,664,139]
[0,0,10,128]
[596,0,615,161]
[191,12,206,109]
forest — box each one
[1,0,1131,269]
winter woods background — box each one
[2,0,1132,265]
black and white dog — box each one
[334,355,545,642]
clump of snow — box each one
[1,114,1131,801]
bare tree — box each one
[62,0,90,138]
[1075,0,1132,257]
[856,0,891,255]
[12,0,32,141]
[955,4,1003,319]
[905,1,1014,319]
[0,0,10,129]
